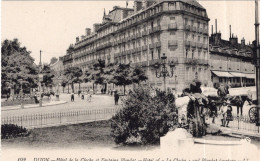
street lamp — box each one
[154,53,175,92]
[39,72,44,107]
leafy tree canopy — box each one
[1,39,38,94]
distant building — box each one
[50,57,64,93]
[209,24,255,88]
[62,0,210,93]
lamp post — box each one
[39,72,43,107]
[154,53,175,92]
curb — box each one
[217,126,260,139]
[1,101,68,111]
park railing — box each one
[207,114,260,134]
[1,108,120,129]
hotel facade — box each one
[62,0,211,93]
[61,0,254,93]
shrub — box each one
[111,87,178,145]
[1,124,30,139]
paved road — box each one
[2,94,121,117]
[2,86,257,117]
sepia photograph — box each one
[1,0,260,161]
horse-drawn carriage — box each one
[207,94,258,123]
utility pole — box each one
[255,0,260,106]
[39,50,43,107]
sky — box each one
[1,1,259,65]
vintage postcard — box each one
[1,0,260,161]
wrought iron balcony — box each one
[168,40,178,46]
[168,23,177,30]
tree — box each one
[84,59,108,93]
[1,39,38,95]
[112,63,132,95]
[111,86,178,145]
[131,66,148,85]
[63,67,83,93]
[49,57,58,65]
[41,65,55,91]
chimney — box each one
[76,37,79,42]
[241,37,245,47]
[211,25,213,35]
[134,0,142,13]
[229,25,232,39]
[93,23,101,32]
[85,28,91,36]
[230,34,238,45]
[142,0,147,9]
[215,19,217,34]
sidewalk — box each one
[207,117,260,139]
[1,100,68,111]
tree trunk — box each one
[93,83,95,94]
[68,85,70,93]
[79,82,81,90]
[63,86,64,93]
[71,83,74,93]
[123,85,126,95]
[105,83,107,93]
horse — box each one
[227,94,253,116]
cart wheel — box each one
[248,106,258,123]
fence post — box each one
[21,115,23,127]
[238,116,239,130]
[40,114,42,127]
[60,112,62,124]
[95,109,96,121]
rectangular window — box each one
[170,17,175,21]
[151,50,154,60]
[186,67,190,81]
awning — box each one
[229,72,246,77]
[245,73,256,79]
[211,71,234,77]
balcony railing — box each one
[136,32,142,38]
[203,44,208,49]
[185,25,191,31]
[191,42,196,48]
[203,28,208,34]
[149,59,161,66]
[149,44,155,49]
[197,43,203,49]
[198,28,203,34]
[142,45,148,51]
[184,58,209,65]
[168,23,177,30]
[149,26,161,34]
[142,31,148,36]
[155,42,161,47]
[136,47,142,52]
[168,40,178,46]
[185,41,191,47]
[192,26,197,32]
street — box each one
[2,94,120,117]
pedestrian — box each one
[220,100,228,127]
[71,92,74,102]
[81,92,85,100]
[225,105,233,127]
[87,93,92,102]
[114,91,119,105]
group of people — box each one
[70,91,92,102]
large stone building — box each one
[62,0,211,93]
[209,24,255,88]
